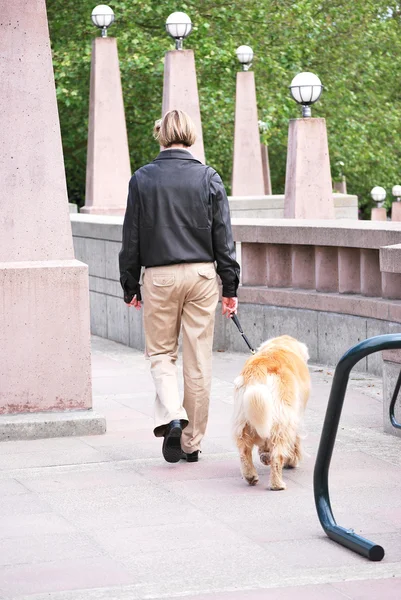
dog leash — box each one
[230,314,256,354]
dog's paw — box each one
[259,452,271,466]
[269,481,287,491]
[245,475,259,486]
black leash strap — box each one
[230,314,256,354]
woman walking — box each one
[119,109,240,463]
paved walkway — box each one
[1,336,401,599]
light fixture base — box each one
[175,38,184,50]
[101,26,108,37]
[302,105,312,118]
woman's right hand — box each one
[222,297,238,318]
[126,294,142,310]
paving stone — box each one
[0,557,134,597]
[0,513,75,539]
[333,577,401,599]
[0,445,108,471]
[0,532,103,567]
[18,465,146,493]
[179,584,349,599]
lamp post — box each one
[231,45,265,196]
[284,71,334,219]
[165,12,192,50]
[371,186,387,221]
[235,45,253,71]
[392,185,401,221]
[289,72,323,118]
[91,4,115,38]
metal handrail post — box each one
[389,369,401,429]
[313,333,401,561]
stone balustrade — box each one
[233,219,401,323]
[378,243,401,438]
[70,214,401,372]
[229,194,358,220]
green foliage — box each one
[47,1,401,216]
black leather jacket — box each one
[119,149,240,302]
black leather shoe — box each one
[180,450,199,463]
[162,420,183,463]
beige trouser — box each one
[142,262,219,453]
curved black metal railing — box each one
[313,333,401,562]
[389,368,401,430]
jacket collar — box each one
[154,148,202,163]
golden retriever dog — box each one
[233,335,310,491]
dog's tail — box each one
[243,377,277,439]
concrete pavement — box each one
[0,336,401,599]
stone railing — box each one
[379,243,401,438]
[235,219,401,318]
[229,194,358,220]
[70,215,401,372]
[231,219,401,374]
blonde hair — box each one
[153,109,196,148]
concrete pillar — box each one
[360,249,382,297]
[162,50,205,163]
[241,243,267,286]
[315,247,338,292]
[266,245,291,287]
[284,118,335,219]
[82,37,131,215]
[382,272,401,300]
[333,178,347,194]
[338,248,361,294]
[291,246,315,289]
[0,0,105,439]
[261,144,272,195]
[371,207,387,221]
[231,71,264,196]
[391,202,401,221]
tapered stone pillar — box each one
[371,208,387,221]
[162,49,205,163]
[391,202,401,221]
[0,0,105,440]
[231,72,264,196]
[261,144,272,195]
[333,177,347,194]
[284,118,335,219]
[82,37,131,215]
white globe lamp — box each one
[290,72,323,118]
[236,45,254,71]
[165,12,193,50]
[371,186,386,207]
[91,5,115,37]
[392,185,401,202]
